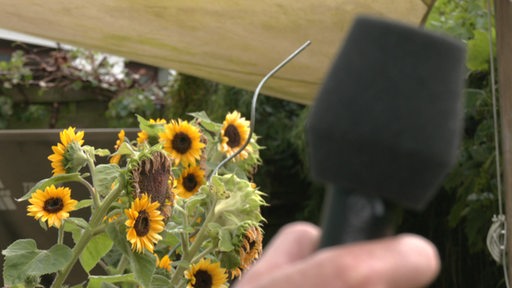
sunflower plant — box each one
[2,110,266,288]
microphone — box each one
[307,16,466,247]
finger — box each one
[246,234,440,288]
[235,222,321,286]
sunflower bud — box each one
[48,127,85,175]
[204,174,266,225]
[64,141,88,173]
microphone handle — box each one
[319,185,394,248]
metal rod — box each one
[208,40,311,183]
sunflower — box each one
[229,225,263,279]
[47,127,85,175]
[27,185,78,228]
[156,254,172,272]
[239,226,263,267]
[110,129,125,164]
[159,119,205,166]
[137,118,167,145]
[175,165,205,199]
[184,258,228,288]
[218,111,251,161]
[125,194,165,253]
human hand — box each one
[234,222,440,288]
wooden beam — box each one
[495,0,512,281]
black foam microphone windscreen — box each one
[308,16,466,246]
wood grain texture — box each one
[0,1,427,104]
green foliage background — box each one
[399,0,505,287]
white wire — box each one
[488,0,503,216]
[485,0,510,287]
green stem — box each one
[57,225,64,245]
[179,231,190,259]
[180,205,191,258]
[91,181,124,227]
[169,201,217,286]
[86,159,102,209]
[51,228,93,288]
[91,224,107,236]
[78,176,100,209]
[114,254,130,275]
[51,182,124,288]
[191,245,215,264]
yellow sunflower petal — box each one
[124,194,165,253]
[218,111,251,161]
[26,185,77,228]
[159,119,205,166]
[48,127,85,176]
[185,258,228,288]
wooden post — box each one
[495,0,512,282]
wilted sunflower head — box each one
[239,225,263,267]
[47,127,86,175]
[218,111,251,161]
[110,129,126,165]
[175,165,205,199]
[129,150,174,219]
[124,194,165,253]
[27,185,78,228]
[159,119,205,167]
[184,258,228,288]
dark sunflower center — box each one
[134,210,150,237]
[194,270,213,288]
[225,124,241,148]
[247,238,256,252]
[244,236,256,252]
[148,135,160,146]
[183,174,198,192]
[172,132,192,154]
[43,197,64,213]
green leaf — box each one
[76,199,94,210]
[159,230,181,248]
[219,250,241,270]
[466,29,495,71]
[185,191,208,214]
[2,239,37,256]
[2,240,72,286]
[65,217,90,231]
[218,228,235,252]
[189,111,221,132]
[136,114,152,130]
[106,222,131,255]
[129,252,156,288]
[151,275,172,288]
[188,111,211,122]
[17,173,82,201]
[86,273,136,288]
[93,164,121,196]
[30,244,73,274]
[136,114,165,137]
[79,232,114,273]
[116,142,135,156]
[94,148,111,157]
[67,218,89,245]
